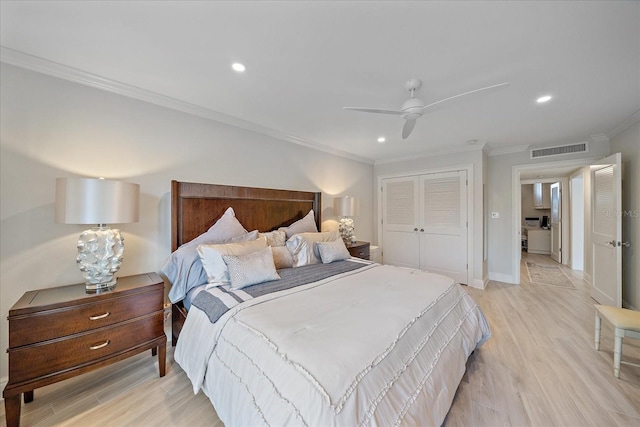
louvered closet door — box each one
[382,176,420,268]
[419,171,468,284]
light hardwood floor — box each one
[2,253,639,426]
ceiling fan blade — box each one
[343,107,403,115]
[402,118,417,139]
[421,82,510,113]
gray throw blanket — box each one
[192,260,368,324]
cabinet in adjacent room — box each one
[533,183,551,209]
[527,229,551,254]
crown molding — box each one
[589,134,609,144]
[374,142,486,165]
[487,144,530,156]
[0,46,374,165]
[607,111,640,139]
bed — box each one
[166,180,490,427]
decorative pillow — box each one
[259,230,287,247]
[316,238,351,264]
[197,237,268,286]
[184,207,247,248]
[280,210,318,238]
[223,246,281,290]
[271,246,294,269]
[286,231,341,267]
[163,228,258,304]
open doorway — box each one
[511,158,593,284]
[550,181,562,263]
[520,178,568,265]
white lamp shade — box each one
[55,177,140,225]
[334,196,357,217]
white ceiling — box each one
[1,1,638,163]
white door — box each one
[590,153,622,307]
[550,182,561,263]
[382,176,420,268]
[419,171,468,284]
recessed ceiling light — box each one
[466,139,478,145]
[537,95,552,103]
[377,137,386,143]
[232,62,246,72]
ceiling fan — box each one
[343,79,510,139]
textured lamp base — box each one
[77,227,124,293]
[338,217,356,244]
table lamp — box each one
[55,177,140,292]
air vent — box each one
[530,142,588,159]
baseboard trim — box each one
[488,272,517,284]
[470,278,486,289]
[584,272,592,286]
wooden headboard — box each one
[169,180,322,345]
[171,180,322,251]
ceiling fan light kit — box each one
[344,79,510,140]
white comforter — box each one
[175,262,490,427]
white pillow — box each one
[223,246,281,290]
[259,230,287,247]
[163,228,257,304]
[286,231,340,267]
[197,237,268,286]
[272,246,294,269]
[316,238,351,264]
[280,210,318,238]
[184,207,247,248]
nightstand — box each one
[3,272,166,427]
[346,241,370,260]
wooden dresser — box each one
[346,241,370,260]
[2,272,166,427]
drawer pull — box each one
[89,312,110,320]
[89,340,110,350]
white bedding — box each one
[175,262,490,426]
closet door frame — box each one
[377,164,474,285]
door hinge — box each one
[381,218,383,224]
[381,186,383,192]
[466,179,468,186]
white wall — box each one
[570,174,584,271]
[373,148,485,287]
[486,141,610,283]
[0,63,374,383]
[610,120,640,310]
